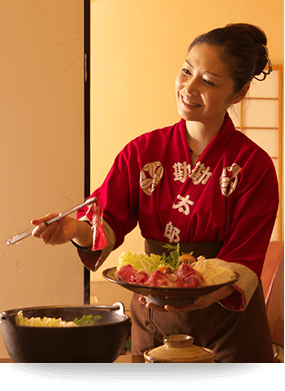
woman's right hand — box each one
[31,214,93,247]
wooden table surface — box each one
[0,355,144,363]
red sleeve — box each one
[218,153,279,278]
[217,151,279,311]
[77,141,141,250]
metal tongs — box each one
[6,197,96,246]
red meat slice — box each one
[181,274,202,287]
[130,269,149,285]
[117,265,149,285]
[144,270,178,287]
[85,199,107,251]
[117,264,137,283]
[175,263,195,278]
[117,263,205,288]
[174,263,205,287]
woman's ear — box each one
[231,83,250,104]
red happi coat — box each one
[78,113,278,309]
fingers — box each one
[164,297,206,313]
[32,222,58,244]
[31,213,60,244]
[31,214,79,245]
[31,222,47,238]
[47,218,71,245]
[139,295,202,313]
[165,294,218,313]
[164,304,196,313]
[139,296,168,312]
[31,213,59,227]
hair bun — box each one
[189,23,272,91]
[226,23,267,46]
[254,44,269,76]
[226,23,272,80]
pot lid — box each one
[144,334,216,363]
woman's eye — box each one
[182,68,191,75]
[203,79,215,86]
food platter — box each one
[102,267,240,307]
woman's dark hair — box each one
[188,23,272,93]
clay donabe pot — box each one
[144,334,216,363]
[0,302,130,363]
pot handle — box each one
[90,302,125,314]
[112,302,125,315]
[0,312,14,326]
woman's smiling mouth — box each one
[181,96,202,107]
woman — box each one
[32,23,279,362]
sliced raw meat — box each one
[174,263,205,287]
[85,198,107,251]
[181,274,202,287]
[117,262,205,288]
[117,265,149,285]
[144,270,178,288]
[175,263,196,278]
[130,269,149,285]
[117,264,137,283]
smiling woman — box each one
[175,44,249,149]
[31,23,279,363]
[176,23,270,162]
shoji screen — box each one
[230,65,283,241]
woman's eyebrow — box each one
[185,59,222,78]
[185,60,193,68]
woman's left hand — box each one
[139,285,235,313]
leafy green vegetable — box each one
[160,243,182,269]
[160,244,194,269]
[73,314,101,326]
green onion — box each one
[73,314,101,326]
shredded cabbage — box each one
[15,311,101,327]
[117,250,165,273]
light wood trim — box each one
[241,127,278,130]
[239,101,243,133]
[244,97,278,100]
[277,65,283,240]
[238,65,283,240]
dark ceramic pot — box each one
[0,302,130,363]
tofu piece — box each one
[210,269,234,285]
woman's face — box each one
[175,43,241,126]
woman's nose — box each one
[185,78,199,95]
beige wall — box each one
[90,0,284,286]
[0,1,85,358]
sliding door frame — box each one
[84,0,91,304]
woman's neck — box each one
[185,119,223,157]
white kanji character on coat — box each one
[172,195,195,215]
[190,162,212,185]
[173,161,191,183]
[164,221,181,243]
